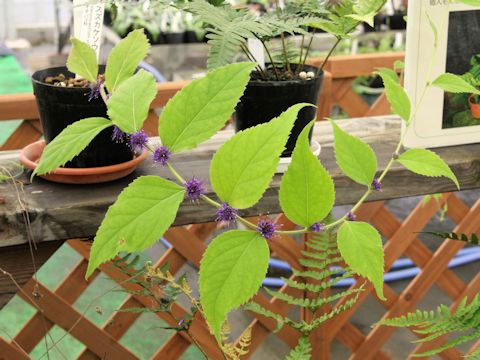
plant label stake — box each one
[73,0,105,61]
[247,38,265,69]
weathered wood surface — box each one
[1,115,480,248]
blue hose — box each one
[159,238,480,288]
[138,61,167,83]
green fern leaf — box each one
[285,336,311,360]
[422,231,479,244]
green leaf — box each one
[398,149,459,189]
[86,176,185,278]
[394,60,405,71]
[107,70,157,133]
[210,103,309,209]
[330,119,377,186]
[377,69,411,122]
[337,221,385,300]
[432,73,480,95]
[199,230,269,341]
[34,118,112,176]
[66,38,98,83]
[105,29,151,93]
[377,68,398,82]
[159,62,255,153]
[347,12,376,27]
[279,120,335,227]
[285,336,312,360]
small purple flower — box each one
[372,178,383,192]
[153,146,171,166]
[215,203,238,224]
[257,218,276,240]
[129,130,148,153]
[347,212,356,221]
[185,177,204,201]
[311,222,325,232]
[87,78,103,101]
[111,126,127,143]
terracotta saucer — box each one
[20,140,148,184]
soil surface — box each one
[44,73,105,87]
[251,66,319,82]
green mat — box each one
[0,55,33,145]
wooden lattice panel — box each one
[0,193,478,359]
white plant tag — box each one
[247,38,265,69]
[73,0,105,60]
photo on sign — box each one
[442,10,480,129]
[403,2,480,148]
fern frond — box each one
[414,330,480,358]
[293,267,344,281]
[281,272,353,293]
[299,256,344,270]
[265,287,363,311]
[379,295,480,358]
[468,345,480,359]
[189,0,273,69]
[221,325,252,360]
[378,308,449,328]
[244,302,294,332]
[285,336,311,360]
[422,231,479,245]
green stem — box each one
[317,36,341,76]
[259,38,280,81]
[301,29,316,72]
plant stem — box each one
[298,34,305,75]
[241,44,268,79]
[301,29,315,73]
[317,35,341,76]
[259,37,280,81]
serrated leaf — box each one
[279,120,335,227]
[377,69,411,122]
[211,103,309,209]
[199,230,269,341]
[105,29,150,93]
[107,70,157,133]
[330,119,377,186]
[337,221,385,300]
[34,117,112,176]
[432,73,480,95]
[159,62,255,153]
[86,176,185,278]
[67,38,98,83]
[398,149,459,189]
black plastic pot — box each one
[31,66,133,168]
[164,32,185,44]
[388,13,407,30]
[234,65,323,157]
[184,30,201,43]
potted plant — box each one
[171,0,387,156]
[28,29,157,179]
[30,23,463,358]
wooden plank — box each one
[3,116,480,248]
[0,240,64,309]
[350,199,480,359]
[150,333,191,360]
[14,258,99,352]
[0,337,30,360]
[0,119,42,151]
[18,281,137,359]
[0,93,38,121]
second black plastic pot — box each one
[31,66,134,168]
[234,65,323,157]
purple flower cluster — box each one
[215,203,238,224]
[87,79,103,101]
[257,218,276,240]
[311,222,325,232]
[111,126,127,143]
[347,212,356,221]
[185,177,204,201]
[372,178,383,192]
[153,146,171,166]
[129,130,148,153]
